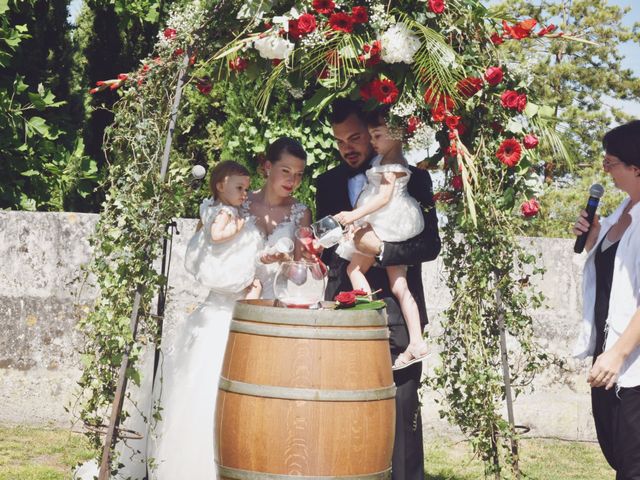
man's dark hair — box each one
[365,106,391,128]
[602,120,640,168]
[329,98,367,125]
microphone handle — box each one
[573,196,600,254]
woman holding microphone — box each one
[573,120,640,479]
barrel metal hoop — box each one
[229,320,389,340]
[216,464,392,480]
[233,301,388,327]
[218,377,397,402]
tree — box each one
[0,0,97,211]
[496,0,640,176]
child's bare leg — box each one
[346,252,376,293]
[244,279,262,299]
[387,265,428,369]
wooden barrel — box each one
[215,299,395,480]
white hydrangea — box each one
[253,35,294,60]
[407,123,437,152]
[379,23,421,64]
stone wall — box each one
[0,211,595,440]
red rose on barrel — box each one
[335,291,357,307]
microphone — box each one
[574,183,605,254]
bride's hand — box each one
[260,251,292,264]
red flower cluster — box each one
[359,40,381,66]
[312,0,335,15]
[351,6,368,23]
[407,116,421,134]
[428,0,446,14]
[521,198,540,217]
[500,90,527,112]
[484,66,504,86]
[289,13,317,40]
[457,77,483,97]
[496,138,522,167]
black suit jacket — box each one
[315,162,441,328]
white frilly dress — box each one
[338,156,424,260]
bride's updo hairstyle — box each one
[208,160,250,199]
[265,136,307,167]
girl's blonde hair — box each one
[208,161,250,199]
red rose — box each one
[371,78,399,104]
[523,134,539,149]
[163,28,177,39]
[297,13,317,35]
[496,138,522,167]
[490,32,504,45]
[457,77,483,97]
[516,93,528,112]
[484,66,504,86]
[407,116,421,134]
[445,144,458,157]
[329,12,354,33]
[451,174,463,191]
[312,0,335,15]
[457,122,467,136]
[229,57,248,72]
[351,6,368,23]
[521,198,540,217]
[335,291,357,306]
[428,0,445,14]
[500,90,520,109]
[445,115,460,130]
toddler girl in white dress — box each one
[334,111,428,370]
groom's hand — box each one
[353,224,382,257]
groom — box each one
[315,99,441,480]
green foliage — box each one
[0,1,97,210]
[495,0,640,174]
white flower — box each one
[379,23,421,64]
[407,123,437,152]
[253,35,294,60]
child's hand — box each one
[236,217,246,231]
[334,211,355,226]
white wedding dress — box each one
[75,198,307,480]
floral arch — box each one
[80,0,572,476]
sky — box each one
[67,0,639,117]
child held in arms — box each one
[334,108,429,370]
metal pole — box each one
[98,52,190,480]
[495,284,520,478]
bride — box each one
[75,137,310,480]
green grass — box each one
[0,426,93,480]
[0,426,615,479]
[424,437,614,479]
